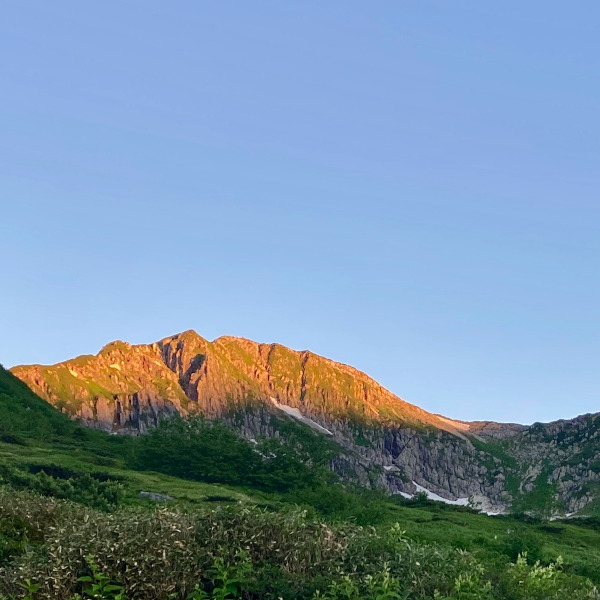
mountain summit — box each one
[11,330,600,517]
[11,329,468,434]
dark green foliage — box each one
[204,495,235,503]
[130,415,322,493]
[130,414,342,494]
[0,513,30,565]
[267,414,341,467]
[78,554,127,599]
[131,415,257,484]
[499,527,543,563]
[130,415,395,523]
[565,516,600,531]
[404,491,432,507]
[0,433,26,445]
[0,462,124,511]
[0,366,134,464]
[0,366,76,441]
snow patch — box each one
[412,482,470,506]
[109,364,121,371]
[400,485,504,516]
[269,398,333,435]
[383,465,394,471]
[68,369,79,378]
[469,494,505,516]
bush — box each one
[499,527,543,563]
[0,489,599,600]
[0,463,125,511]
[0,495,351,599]
[130,415,333,495]
[500,554,599,600]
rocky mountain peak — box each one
[10,330,600,517]
[99,340,134,354]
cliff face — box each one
[12,330,467,432]
[11,340,187,433]
[11,330,600,516]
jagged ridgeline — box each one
[10,330,600,517]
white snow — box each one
[109,364,121,371]
[68,369,79,378]
[412,481,470,506]
[399,484,504,516]
[468,494,506,516]
[269,398,333,435]
[383,465,394,471]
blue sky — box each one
[1,1,598,424]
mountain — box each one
[11,330,600,517]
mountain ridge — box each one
[12,329,476,433]
[10,329,600,517]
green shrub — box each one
[0,463,124,511]
[77,554,127,600]
[500,554,599,599]
[0,493,351,599]
[0,514,30,565]
[1,490,599,600]
[499,527,543,563]
[130,415,334,495]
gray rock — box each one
[139,491,175,502]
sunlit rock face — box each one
[11,330,600,517]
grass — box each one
[0,441,258,507]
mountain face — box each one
[11,330,600,517]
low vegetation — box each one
[1,490,598,600]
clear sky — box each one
[1,1,598,425]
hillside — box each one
[10,330,600,517]
[2,364,600,599]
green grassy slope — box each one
[0,364,77,441]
